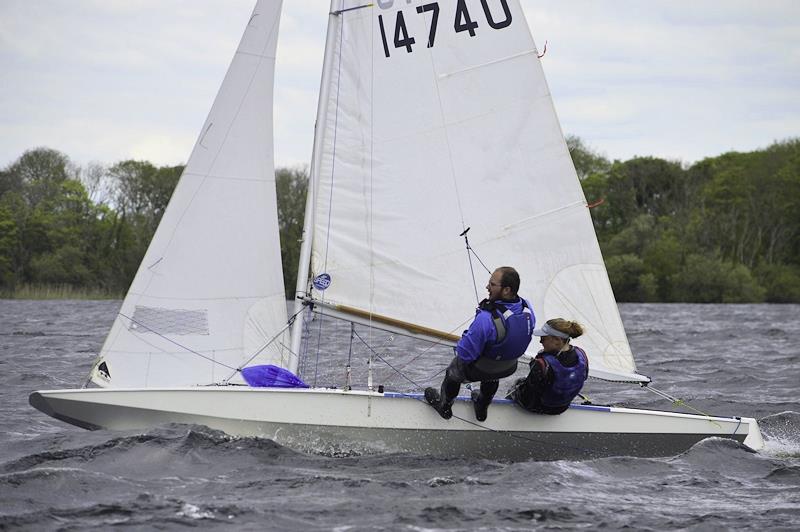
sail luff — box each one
[288,1,344,372]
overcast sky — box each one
[2,1,798,171]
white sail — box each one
[307,0,644,382]
[29,1,765,460]
[91,1,289,388]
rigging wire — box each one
[221,307,306,384]
[350,328,595,455]
[392,313,473,374]
[311,9,347,388]
[116,312,237,372]
[114,307,307,383]
[461,227,480,303]
[344,322,355,390]
[459,227,493,304]
[640,383,723,428]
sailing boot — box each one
[471,390,491,422]
[424,387,453,420]
[472,380,499,422]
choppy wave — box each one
[760,411,800,458]
[2,301,800,530]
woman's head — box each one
[534,318,584,352]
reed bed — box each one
[2,284,123,300]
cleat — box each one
[424,387,452,420]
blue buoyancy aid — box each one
[481,299,534,361]
[539,347,589,407]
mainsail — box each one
[90,1,290,388]
[301,0,647,383]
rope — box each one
[221,307,306,383]
[641,383,722,429]
[392,314,473,373]
[459,227,492,305]
[310,11,348,388]
[351,328,595,454]
[117,312,238,371]
[461,228,480,303]
[344,323,355,390]
[115,307,306,384]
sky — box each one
[1,0,799,171]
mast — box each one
[288,1,342,371]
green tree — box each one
[108,161,182,233]
[276,167,309,298]
[566,135,610,180]
[26,179,101,287]
[0,199,18,287]
[606,254,657,302]
[3,147,73,208]
[670,253,765,303]
[754,263,800,303]
[641,229,682,301]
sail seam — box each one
[235,50,278,60]
[124,292,283,302]
[181,171,275,183]
[502,200,586,231]
[438,49,538,79]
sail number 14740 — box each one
[376,0,513,58]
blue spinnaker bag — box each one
[241,365,309,388]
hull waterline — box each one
[29,387,764,460]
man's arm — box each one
[455,312,495,363]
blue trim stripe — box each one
[381,392,612,411]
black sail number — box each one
[482,0,512,29]
[393,11,416,52]
[454,0,478,37]
[416,3,440,48]
[378,0,513,58]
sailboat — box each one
[30,0,763,460]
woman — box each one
[507,318,589,415]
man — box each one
[424,266,535,421]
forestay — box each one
[90,1,290,388]
[306,0,647,382]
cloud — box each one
[523,0,800,162]
[1,0,798,171]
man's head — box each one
[486,266,520,301]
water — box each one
[1,300,799,530]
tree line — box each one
[1,139,798,302]
[569,135,800,302]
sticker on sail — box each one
[313,273,332,291]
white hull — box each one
[30,387,763,460]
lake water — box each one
[1,300,799,530]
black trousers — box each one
[506,377,569,415]
[439,356,518,406]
